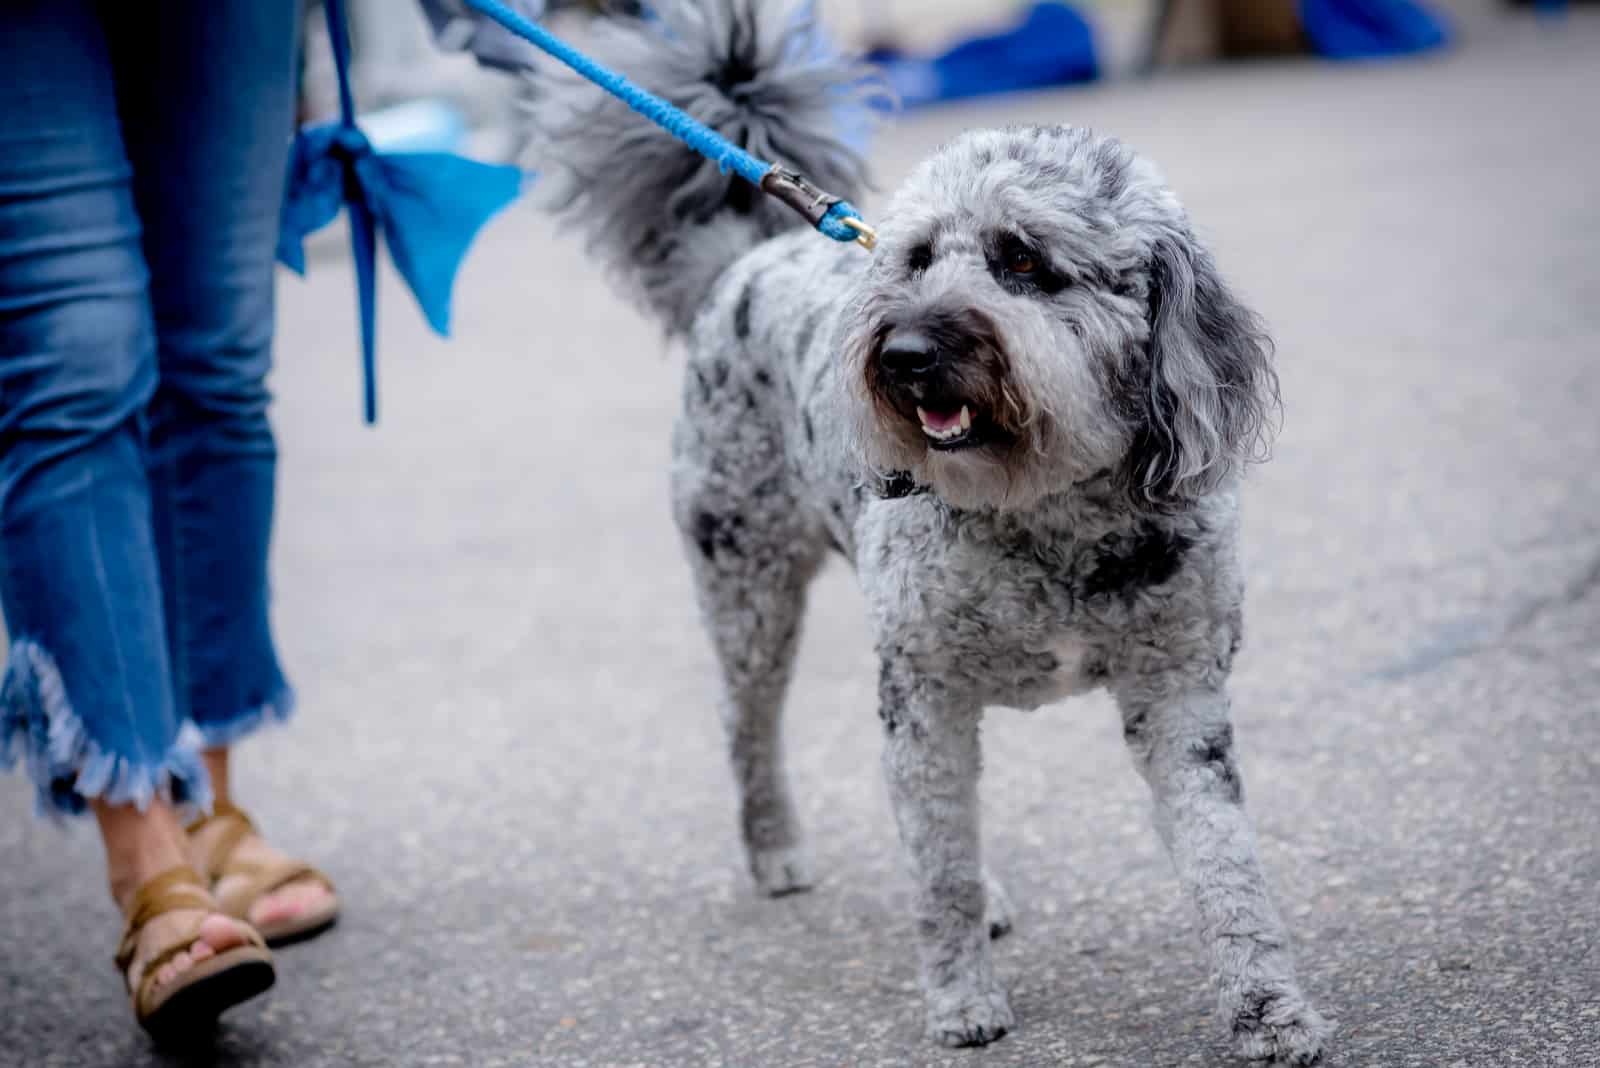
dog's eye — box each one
[908,244,933,274]
[1002,239,1039,275]
[989,236,1069,296]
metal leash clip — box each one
[760,167,876,251]
[838,216,878,251]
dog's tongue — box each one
[917,405,965,432]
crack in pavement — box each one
[1369,546,1600,683]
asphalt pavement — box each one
[3,7,1597,1067]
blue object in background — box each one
[1300,0,1451,59]
[278,0,522,423]
[867,2,1098,108]
[358,98,469,155]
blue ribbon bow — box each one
[277,0,523,423]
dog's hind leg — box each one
[672,376,825,896]
[705,553,819,897]
[1117,685,1332,1066]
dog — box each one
[525,2,1331,1061]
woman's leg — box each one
[0,0,195,825]
[102,2,333,930]
[0,0,259,1010]
[105,1,297,753]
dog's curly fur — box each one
[525,3,1330,1062]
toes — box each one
[926,984,1015,1048]
[197,912,249,954]
[249,893,294,928]
[249,879,331,928]
[152,948,199,990]
[1230,987,1334,1065]
[298,881,334,910]
[749,845,817,897]
[188,940,216,963]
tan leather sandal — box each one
[116,866,275,1039]
[187,800,340,947]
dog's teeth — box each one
[917,405,971,442]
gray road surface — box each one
[3,8,1598,1068]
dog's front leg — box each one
[879,665,1012,1047]
[1119,685,1331,1065]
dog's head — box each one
[840,125,1278,512]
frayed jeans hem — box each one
[1,638,212,821]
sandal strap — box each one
[125,918,267,1017]
[136,930,207,986]
[186,800,257,880]
[112,866,217,976]
[212,858,334,921]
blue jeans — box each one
[0,2,299,817]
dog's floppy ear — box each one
[1125,226,1280,509]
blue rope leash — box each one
[462,0,876,249]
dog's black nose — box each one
[879,329,939,380]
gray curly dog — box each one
[525,2,1332,1061]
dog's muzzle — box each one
[872,317,1003,451]
[879,327,942,382]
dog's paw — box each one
[1228,984,1333,1065]
[749,845,816,897]
[984,870,1015,939]
[925,981,1015,1048]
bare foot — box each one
[188,817,336,932]
[94,799,264,1006]
[125,908,255,997]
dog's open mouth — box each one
[916,403,980,450]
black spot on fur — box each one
[1122,708,1147,742]
[733,283,754,340]
[1231,988,1275,1039]
[795,317,817,360]
[752,475,781,499]
[1191,724,1243,803]
[802,411,815,445]
[708,360,730,389]
[691,511,746,561]
[691,366,711,405]
[1082,524,1192,599]
[877,470,921,499]
[878,655,906,735]
[754,368,772,388]
[1228,608,1244,659]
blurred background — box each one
[4,1,1597,1066]
[293,0,1481,161]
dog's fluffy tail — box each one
[522,1,876,335]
